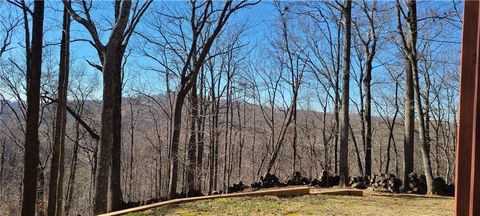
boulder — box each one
[228,181,246,193]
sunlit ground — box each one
[128,194,453,216]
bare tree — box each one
[352,0,381,176]
[0,2,20,59]
[258,1,305,176]
[145,0,258,199]
[18,0,45,215]
[0,1,463,214]
[63,67,98,216]
[396,0,434,193]
[63,0,152,213]
[47,6,70,216]
[297,1,343,175]
[186,75,199,194]
[378,74,401,175]
[396,0,415,192]
[339,0,352,187]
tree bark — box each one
[21,1,44,215]
[223,73,231,193]
[110,47,125,211]
[64,122,80,216]
[187,78,198,193]
[339,0,352,187]
[396,0,415,192]
[168,89,188,199]
[195,68,205,190]
[349,124,364,176]
[364,49,373,177]
[47,6,70,216]
[385,82,400,174]
[402,54,415,192]
[398,0,434,193]
[0,139,4,193]
[363,58,373,176]
[62,0,151,212]
[410,27,435,195]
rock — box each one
[262,173,280,187]
[251,182,262,188]
[186,189,203,197]
[408,172,418,181]
[302,177,310,184]
[352,182,367,189]
[390,178,402,193]
[405,172,427,194]
[433,177,446,195]
[252,173,284,189]
[287,171,311,186]
[228,181,245,193]
[445,183,455,196]
[310,179,321,186]
[363,173,402,193]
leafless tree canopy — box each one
[0,0,461,215]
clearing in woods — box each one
[126,194,454,216]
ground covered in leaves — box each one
[127,194,453,216]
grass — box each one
[127,194,454,216]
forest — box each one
[0,0,462,215]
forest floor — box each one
[127,193,454,216]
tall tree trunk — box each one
[37,166,46,215]
[396,0,415,192]
[187,78,198,193]
[47,6,70,216]
[349,124,364,176]
[208,73,216,194]
[227,97,234,191]
[63,1,144,212]
[410,34,435,196]
[400,0,434,193]
[385,82,400,174]
[333,22,342,175]
[94,39,127,213]
[292,102,298,173]
[128,101,135,199]
[402,57,415,191]
[213,97,220,192]
[352,0,378,177]
[22,1,44,215]
[265,105,295,174]
[413,61,434,194]
[410,3,434,194]
[64,122,80,216]
[110,47,125,211]
[196,68,205,191]
[168,89,188,199]
[223,76,231,193]
[334,106,339,174]
[0,139,5,193]
[321,95,330,185]
[94,54,115,214]
[339,0,351,187]
[252,97,257,182]
[364,57,373,177]
[238,96,246,179]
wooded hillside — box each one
[0,0,461,215]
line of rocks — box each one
[249,171,340,190]
[122,171,454,210]
[245,171,454,197]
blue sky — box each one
[0,0,463,116]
